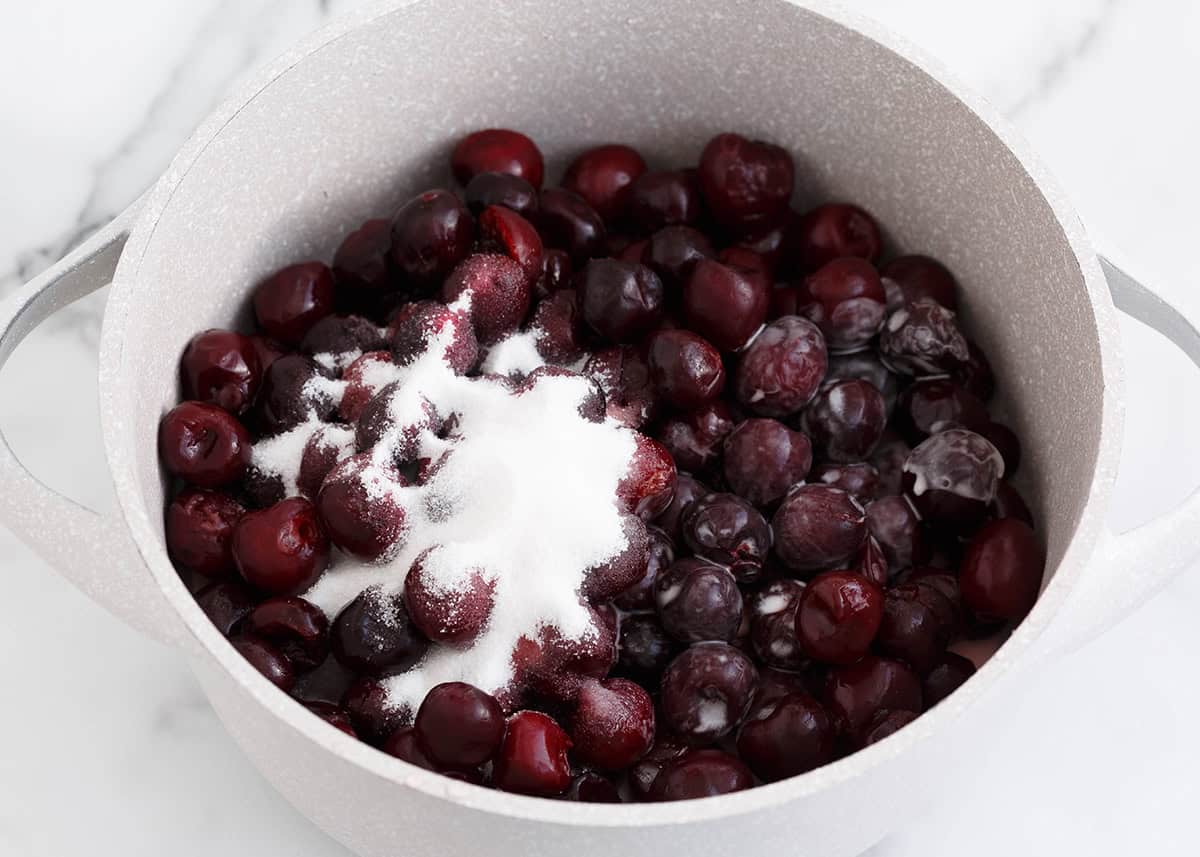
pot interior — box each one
[115,0,1103,628]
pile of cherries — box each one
[159,127,1044,803]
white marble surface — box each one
[1,1,1199,854]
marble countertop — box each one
[2,1,1198,854]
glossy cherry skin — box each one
[331,586,429,674]
[159,402,251,487]
[626,169,704,234]
[792,203,883,272]
[959,518,1044,621]
[232,497,330,595]
[722,417,812,508]
[822,655,922,736]
[562,144,647,223]
[478,204,544,285]
[881,254,958,310]
[698,133,794,231]
[464,171,539,217]
[681,258,770,352]
[653,472,711,542]
[180,329,262,415]
[381,727,437,769]
[862,709,918,746]
[802,257,888,350]
[894,378,989,443]
[749,579,807,670]
[253,261,336,345]
[879,299,970,376]
[584,345,659,429]
[414,682,506,770]
[644,225,715,288]
[333,218,395,297]
[646,329,726,410]
[537,188,607,262]
[802,378,887,463]
[654,557,744,644]
[389,189,475,290]
[232,636,295,690]
[922,652,977,706]
[866,495,927,571]
[734,315,828,417]
[241,596,330,671]
[451,128,545,188]
[616,614,681,684]
[823,349,901,416]
[655,401,736,474]
[166,488,246,577]
[492,711,573,796]
[564,772,622,803]
[571,678,656,771]
[342,677,409,745]
[317,454,409,560]
[441,253,531,345]
[649,749,755,801]
[577,258,665,344]
[194,581,255,636]
[795,571,884,665]
[876,583,953,673]
[772,485,867,573]
[616,434,677,520]
[810,462,880,505]
[660,642,758,743]
[681,492,773,583]
[736,693,836,782]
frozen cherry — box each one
[721,418,812,508]
[870,431,912,497]
[646,329,725,410]
[464,171,539,217]
[861,709,918,746]
[793,203,882,271]
[389,189,475,289]
[528,289,583,363]
[255,354,336,434]
[342,677,409,745]
[823,655,922,735]
[338,352,398,423]
[649,749,754,801]
[478,204,544,285]
[879,299,969,376]
[876,583,951,673]
[881,254,958,310]
[654,472,710,542]
[922,652,976,706]
[180,329,262,415]
[626,169,704,234]
[160,402,251,487]
[660,642,758,743]
[656,401,735,474]
[354,383,440,462]
[441,253,531,345]
[404,548,495,647]
[644,225,715,288]
[232,497,330,594]
[415,682,506,770]
[300,314,386,358]
[537,188,607,262]
[577,258,665,343]
[232,636,295,690]
[772,485,867,573]
[866,495,926,571]
[253,262,336,345]
[194,581,255,636]
[802,257,887,350]
[317,454,409,560]
[655,558,744,644]
[523,607,618,703]
[795,571,883,665]
[581,513,649,601]
[754,667,813,708]
[241,596,330,670]
[562,144,647,223]
[810,462,880,505]
[166,488,246,577]
[617,614,680,683]
[613,524,675,609]
[564,772,622,803]
[571,678,656,771]
[749,579,807,670]
[959,517,1044,621]
[734,316,827,417]
[698,133,794,231]
[681,492,772,582]
[802,378,887,463]
[331,585,429,674]
[903,428,1004,531]
[584,345,659,429]
[824,350,900,416]
[681,258,770,352]
[493,711,573,796]
[333,219,395,296]
[894,379,989,443]
[736,693,835,782]
[616,434,677,519]
[451,128,544,188]
[390,300,479,373]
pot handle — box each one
[0,200,187,648]
[1039,255,1200,657]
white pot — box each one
[3,1,1198,855]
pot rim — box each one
[97,0,1124,827]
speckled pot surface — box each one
[4,1,1200,855]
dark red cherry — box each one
[653,472,711,542]
[722,418,812,508]
[644,225,715,288]
[441,253,531,345]
[617,613,681,683]
[646,329,725,410]
[655,401,735,474]
[452,128,544,188]
[734,316,828,417]
[253,262,336,345]
[626,169,704,234]
[342,677,408,745]
[464,172,539,218]
[389,300,478,374]
[381,727,436,769]
[316,454,409,560]
[866,495,927,571]
[861,709,919,746]
[823,655,922,736]
[959,518,1044,621]
[241,596,329,671]
[166,488,245,577]
[415,682,506,769]
[584,345,659,429]
[564,772,622,803]
[879,299,969,376]
[389,189,475,290]
[793,203,882,272]
[333,219,396,296]
[655,558,744,644]
[493,711,573,796]
[537,188,607,262]
[159,402,251,487]
[681,258,770,352]
[254,354,337,434]
[304,701,358,737]
[477,204,544,285]
[681,492,772,583]
[649,749,754,801]
[802,378,887,463]
[795,571,883,665]
[736,693,835,781]
[922,652,977,706]
[881,254,958,310]
[902,428,1004,531]
[749,579,808,671]
[232,636,295,690]
[577,258,665,343]
[581,513,650,601]
[981,421,1021,477]
[562,144,647,223]
[876,583,952,673]
[616,434,677,520]
[894,379,989,443]
[404,549,495,647]
[627,737,689,801]
[180,329,262,415]
[232,497,330,595]
[194,581,255,636]
[802,257,887,350]
[660,642,758,743]
[698,133,794,231]
[571,678,655,771]
[331,585,429,674]
[772,485,867,573]
[810,462,880,505]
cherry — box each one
[644,225,715,288]
[802,378,887,463]
[562,144,647,223]
[824,350,900,416]
[478,204,544,285]
[523,607,618,703]
[180,329,262,415]
[166,488,246,577]
[655,558,744,644]
[304,701,358,737]
[991,480,1034,528]
[404,548,495,647]
[959,517,1044,621]
[248,335,286,373]
[660,642,758,743]
[389,189,475,290]
[316,454,409,560]
[414,682,506,769]
[535,248,573,298]
[749,579,807,670]
[616,433,677,520]
[772,485,867,573]
[879,299,969,376]
[646,329,726,410]
[628,737,689,801]
[810,462,880,505]
[903,428,1004,531]
[654,472,710,542]
[861,709,918,746]
[342,677,409,745]
[731,212,797,274]
[536,188,607,262]
[333,219,395,296]
[253,262,336,345]
[866,495,927,571]
[354,382,440,462]
[736,693,835,781]
[922,652,977,706]
[981,421,1021,477]
[564,772,622,803]
[626,169,704,234]
[527,289,583,363]
[822,655,922,735]
[753,666,814,709]
[577,258,665,343]
[656,401,736,474]
[802,257,888,350]
[894,378,989,443]
[331,585,429,674]
[681,493,772,582]
[241,596,330,670]
[451,128,545,188]
[159,402,251,487]
[254,354,337,434]
[734,316,827,417]
[584,345,659,429]
[581,513,650,601]
[722,418,812,508]
[795,571,883,665]
[792,203,882,271]
[300,314,386,358]
[571,678,656,771]
[232,497,330,594]
[441,253,532,345]
[337,352,398,423]
[880,254,958,310]
[464,172,539,217]
[869,431,912,497]
[390,300,479,373]
[493,711,573,796]
[681,258,769,351]
[617,614,681,683]
[698,133,794,231]
[649,749,754,801]
[381,727,437,769]
[194,581,255,636]
[851,535,890,587]
[876,583,952,673]
[232,636,295,690]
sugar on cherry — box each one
[331,585,429,674]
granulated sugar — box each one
[480,330,544,377]
[250,416,352,498]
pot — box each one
[3,1,1198,855]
